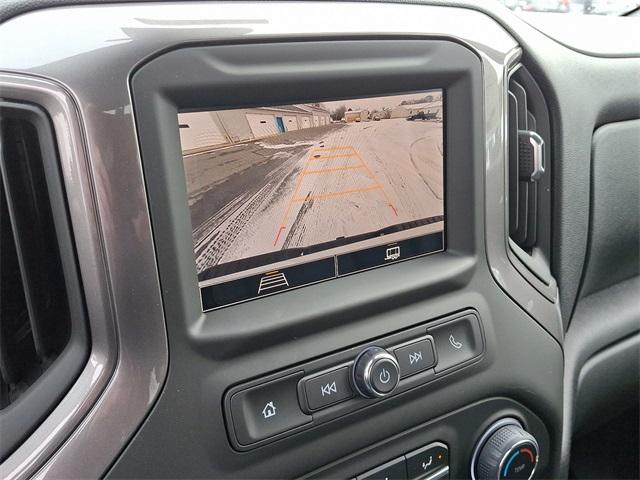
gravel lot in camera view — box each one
[180,92,444,282]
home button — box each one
[229,372,312,445]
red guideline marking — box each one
[273,225,286,246]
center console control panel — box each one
[224,310,484,450]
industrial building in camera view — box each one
[178,104,332,153]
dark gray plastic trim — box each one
[0,101,89,462]
[574,333,639,434]
[580,119,640,298]
[562,276,640,475]
[0,74,167,480]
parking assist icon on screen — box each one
[257,271,289,294]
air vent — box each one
[0,102,88,461]
[508,70,546,250]
[506,66,555,296]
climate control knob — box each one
[472,420,539,480]
[352,346,400,398]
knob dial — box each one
[352,346,400,398]
[472,420,539,480]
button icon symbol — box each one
[379,368,391,384]
[422,456,433,470]
[320,381,337,397]
[257,271,289,294]
[449,334,463,349]
[384,246,401,261]
[409,351,423,365]
[261,401,277,419]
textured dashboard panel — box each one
[2,0,639,58]
[564,276,640,470]
[516,12,640,58]
[581,119,640,297]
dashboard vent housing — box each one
[0,102,88,461]
[506,66,555,296]
[508,71,545,249]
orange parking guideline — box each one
[274,146,360,244]
[292,185,381,202]
[273,145,325,245]
[306,153,359,161]
[310,146,356,153]
[349,146,399,217]
[303,164,365,175]
[273,143,399,246]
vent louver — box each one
[0,102,88,461]
[508,69,546,250]
[504,66,556,298]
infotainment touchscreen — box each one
[179,90,445,310]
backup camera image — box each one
[179,90,445,308]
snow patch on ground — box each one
[255,140,315,149]
[271,151,294,161]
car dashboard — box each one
[0,1,638,479]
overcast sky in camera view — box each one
[321,89,441,113]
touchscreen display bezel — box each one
[130,38,480,324]
[178,90,447,311]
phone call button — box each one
[430,314,483,372]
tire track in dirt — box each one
[409,136,443,200]
[282,192,314,249]
[195,183,274,272]
[194,156,302,272]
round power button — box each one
[371,358,400,394]
[352,347,401,398]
